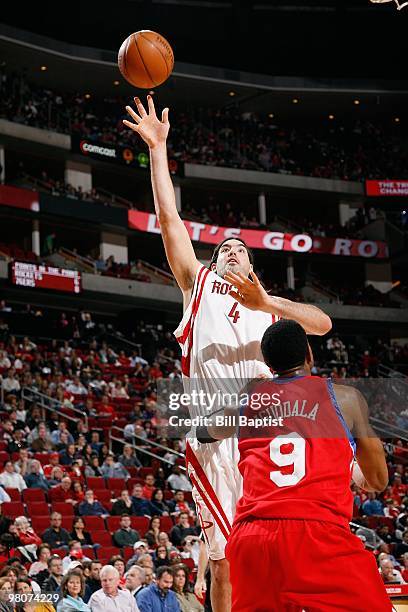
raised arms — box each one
[124,96,199,297]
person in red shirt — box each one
[99,394,117,419]
[49,475,76,505]
[203,320,392,612]
[43,452,62,478]
[142,473,156,500]
[14,515,42,547]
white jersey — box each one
[174,264,278,418]
[174,264,280,560]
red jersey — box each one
[235,375,356,528]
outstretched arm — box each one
[335,385,388,492]
[124,96,199,295]
[224,270,332,336]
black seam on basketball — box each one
[139,32,173,76]
[121,36,130,80]
[134,34,157,87]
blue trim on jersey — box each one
[326,378,356,456]
[273,374,308,384]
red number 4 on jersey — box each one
[228,302,240,323]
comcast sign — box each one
[79,140,116,158]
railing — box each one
[306,274,341,303]
[349,521,378,550]
[371,417,408,443]
[22,387,88,428]
[378,363,407,379]
[138,260,176,286]
[110,425,186,471]
[57,247,96,273]
[95,187,134,210]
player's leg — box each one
[210,558,232,612]
[285,521,393,612]
[226,520,295,612]
[186,437,240,612]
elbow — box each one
[317,314,332,336]
[371,474,389,493]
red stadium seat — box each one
[0,442,7,452]
[127,478,144,491]
[82,516,105,531]
[33,453,50,466]
[23,489,47,503]
[61,515,73,531]
[131,517,149,533]
[184,491,193,503]
[86,477,106,490]
[123,546,134,561]
[32,516,51,534]
[92,531,113,547]
[164,490,174,501]
[2,502,25,518]
[158,516,174,533]
[106,478,126,492]
[0,451,10,463]
[106,516,121,533]
[139,468,154,478]
[4,488,21,501]
[26,502,49,516]
[94,490,112,505]
[52,502,74,517]
[182,557,196,571]
[97,546,121,560]
[51,549,66,559]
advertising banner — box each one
[0,185,39,212]
[366,180,408,196]
[72,136,183,176]
[128,210,388,259]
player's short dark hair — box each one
[261,319,308,372]
[210,238,254,268]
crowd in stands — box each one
[0,300,405,610]
[1,69,408,181]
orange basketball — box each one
[118,30,174,89]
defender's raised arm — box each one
[124,96,199,295]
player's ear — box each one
[210,263,217,272]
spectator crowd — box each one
[1,69,408,182]
[0,293,406,609]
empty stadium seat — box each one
[158,516,174,533]
[86,477,106,490]
[0,451,10,463]
[52,502,74,517]
[61,516,73,530]
[94,490,112,505]
[23,489,47,503]
[4,488,21,501]
[106,516,121,533]
[3,502,25,518]
[92,531,113,547]
[131,517,150,533]
[97,546,121,560]
[82,516,105,531]
[26,502,49,516]
[32,516,51,534]
[106,478,126,492]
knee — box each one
[210,558,230,584]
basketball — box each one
[118,30,174,89]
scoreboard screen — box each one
[10,262,82,294]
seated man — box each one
[78,490,109,517]
[112,514,141,549]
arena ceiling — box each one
[0,1,406,80]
